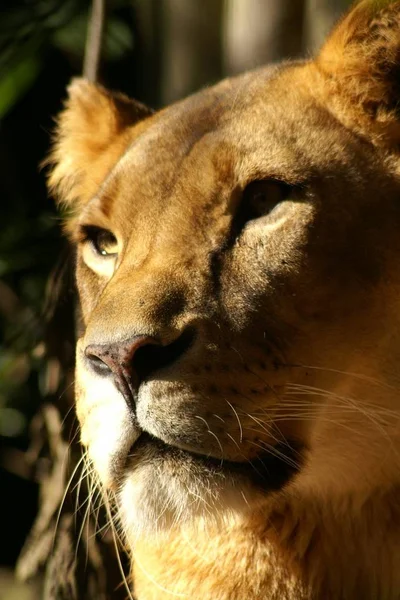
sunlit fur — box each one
[50,1,400,598]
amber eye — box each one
[241,180,294,222]
[88,227,118,258]
[80,226,119,277]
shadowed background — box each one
[0,0,350,596]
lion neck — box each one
[131,487,400,600]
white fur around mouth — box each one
[125,430,303,492]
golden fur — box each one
[49,1,400,598]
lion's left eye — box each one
[241,180,294,222]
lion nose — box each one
[85,336,156,398]
[84,328,195,399]
[85,335,155,376]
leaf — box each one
[0,55,41,118]
[53,12,134,61]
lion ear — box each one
[315,0,400,144]
[47,78,153,207]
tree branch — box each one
[83,0,106,83]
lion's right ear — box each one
[47,78,153,207]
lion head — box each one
[48,1,400,597]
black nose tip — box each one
[85,335,153,374]
[85,335,156,398]
[84,328,195,399]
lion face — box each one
[50,1,400,543]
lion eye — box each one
[242,180,293,222]
[80,226,119,277]
[88,227,118,258]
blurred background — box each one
[0,0,351,597]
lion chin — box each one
[118,432,304,538]
[50,1,400,598]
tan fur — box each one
[47,79,152,227]
[49,1,400,598]
[316,0,400,143]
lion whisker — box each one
[195,415,224,462]
[53,450,86,550]
[225,399,243,443]
[285,363,396,390]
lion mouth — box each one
[126,430,304,493]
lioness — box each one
[48,1,400,598]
